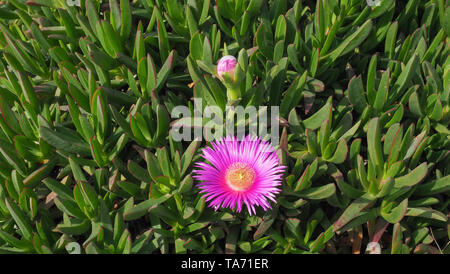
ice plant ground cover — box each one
[0,0,448,254]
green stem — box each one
[227,86,241,105]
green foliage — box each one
[0,0,448,254]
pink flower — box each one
[193,135,286,215]
[216,55,237,81]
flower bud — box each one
[216,55,237,81]
[216,55,243,105]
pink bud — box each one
[216,55,237,80]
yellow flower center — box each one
[225,162,256,191]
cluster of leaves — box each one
[0,0,448,254]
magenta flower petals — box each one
[193,135,286,215]
[216,55,237,80]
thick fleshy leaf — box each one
[324,19,373,62]
[124,194,172,221]
[367,118,384,170]
[381,198,408,224]
[5,197,33,240]
[394,163,428,188]
[348,75,367,113]
[303,98,332,130]
[333,193,376,232]
[298,184,336,200]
